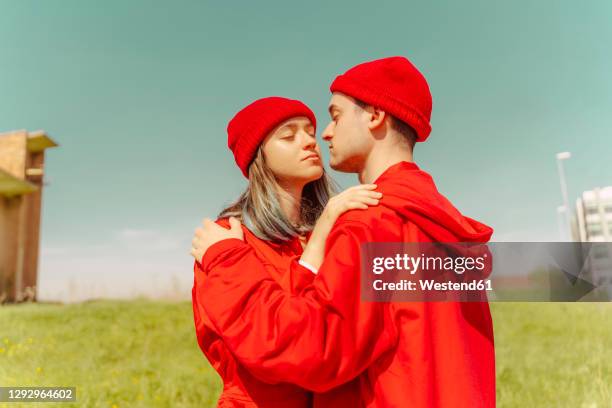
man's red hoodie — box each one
[198,161,495,407]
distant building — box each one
[574,187,612,242]
[0,130,57,303]
[572,186,612,290]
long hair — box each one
[219,147,337,242]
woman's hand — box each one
[300,184,382,272]
[191,217,244,263]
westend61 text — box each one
[372,279,493,292]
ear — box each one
[367,106,387,131]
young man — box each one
[193,56,495,407]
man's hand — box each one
[191,217,244,263]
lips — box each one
[302,153,320,161]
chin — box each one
[330,158,358,173]
[310,167,324,180]
[328,156,340,170]
[329,152,350,172]
[301,166,324,183]
[329,158,347,172]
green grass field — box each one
[1,301,610,407]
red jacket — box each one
[192,219,315,407]
[193,222,362,407]
[198,161,495,407]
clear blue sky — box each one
[1,0,611,300]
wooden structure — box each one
[0,130,57,302]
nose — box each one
[301,131,317,150]
[322,122,334,142]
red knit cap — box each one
[227,96,317,177]
[330,56,432,141]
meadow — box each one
[1,300,610,407]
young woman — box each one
[191,96,381,407]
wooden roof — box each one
[27,131,59,153]
[0,168,38,197]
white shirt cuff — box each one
[298,259,319,275]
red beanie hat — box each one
[227,96,317,178]
[330,56,432,141]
